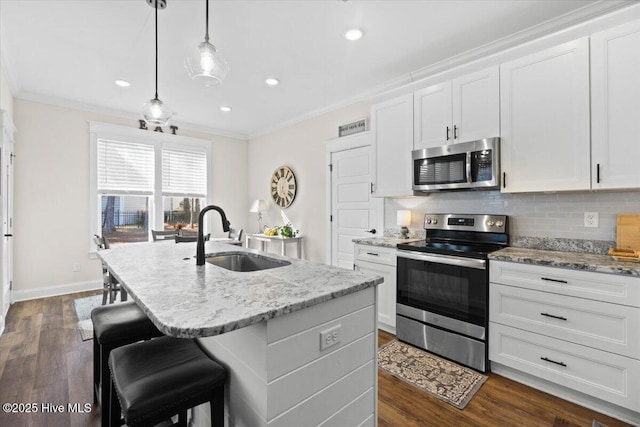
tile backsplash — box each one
[384,190,640,253]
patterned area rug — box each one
[378,340,487,409]
[73,295,104,341]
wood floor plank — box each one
[0,294,635,427]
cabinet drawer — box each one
[354,244,396,266]
[490,260,640,307]
[490,284,640,358]
[489,323,640,412]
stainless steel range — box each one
[396,213,508,372]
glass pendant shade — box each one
[185,40,229,87]
[142,97,172,126]
[141,0,172,127]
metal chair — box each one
[228,228,243,242]
[93,235,125,305]
[151,229,179,241]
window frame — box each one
[89,122,212,254]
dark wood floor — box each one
[0,292,633,427]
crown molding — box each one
[14,91,249,141]
[248,73,412,140]
[249,0,636,140]
[5,0,637,142]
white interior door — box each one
[0,114,14,329]
[330,145,378,269]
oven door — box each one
[396,250,487,338]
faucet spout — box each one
[196,205,231,265]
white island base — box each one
[192,287,378,427]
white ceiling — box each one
[0,0,628,138]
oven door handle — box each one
[397,250,486,269]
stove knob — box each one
[496,220,504,228]
[426,219,432,224]
[487,221,495,227]
[432,219,438,224]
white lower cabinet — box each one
[489,260,640,415]
[354,244,397,333]
[490,323,640,412]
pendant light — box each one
[142,0,172,126]
[184,0,229,87]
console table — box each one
[245,234,303,259]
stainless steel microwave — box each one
[412,137,500,193]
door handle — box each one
[4,234,12,237]
[364,229,376,234]
[446,126,450,141]
[453,125,458,139]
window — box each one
[89,122,211,247]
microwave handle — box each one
[466,152,472,183]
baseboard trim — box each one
[491,362,640,426]
[12,280,102,302]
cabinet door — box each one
[414,82,452,149]
[355,260,396,332]
[500,38,590,193]
[452,66,500,143]
[591,20,640,190]
[371,94,413,197]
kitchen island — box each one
[98,241,383,427]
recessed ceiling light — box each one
[220,106,232,112]
[265,78,279,86]
[344,29,363,41]
[114,79,131,87]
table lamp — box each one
[397,210,411,239]
[250,199,269,233]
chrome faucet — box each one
[196,205,231,265]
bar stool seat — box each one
[109,336,226,427]
[91,301,163,426]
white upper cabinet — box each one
[591,20,640,190]
[370,94,414,197]
[414,82,452,149]
[414,66,499,149]
[500,38,591,193]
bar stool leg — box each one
[211,385,224,427]
[93,337,99,404]
[101,345,113,426]
[108,375,122,427]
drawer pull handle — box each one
[366,252,379,256]
[540,357,567,367]
[541,312,567,321]
[540,277,568,284]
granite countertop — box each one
[352,237,422,248]
[98,242,383,338]
[490,247,640,277]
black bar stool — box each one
[91,301,163,426]
[108,336,226,427]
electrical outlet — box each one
[319,324,341,351]
[72,262,81,272]
[584,212,599,228]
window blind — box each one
[97,139,155,194]
[162,148,207,197]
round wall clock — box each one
[271,166,297,208]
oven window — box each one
[397,258,486,327]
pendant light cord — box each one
[204,0,209,43]
[155,1,159,100]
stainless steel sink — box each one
[205,252,291,272]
